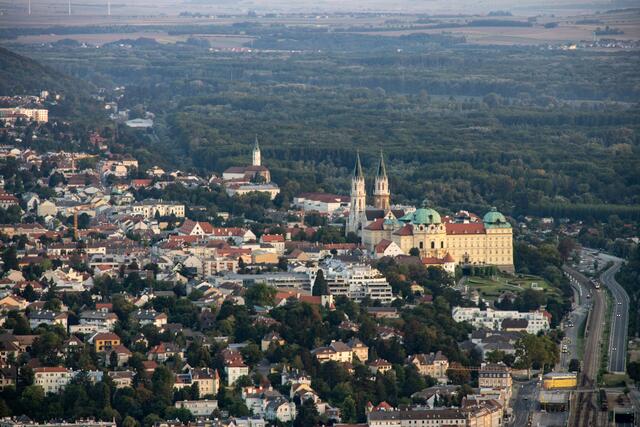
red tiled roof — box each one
[94,332,120,341]
[445,223,486,235]
[131,179,152,187]
[364,218,385,231]
[34,366,68,373]
[179,219,214,235]
[374,239,393,254]
[393,224,414,236]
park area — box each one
[464,273,558,303]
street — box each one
[559,274,589,371]
[510,380,538,427]
[564,264,605,427]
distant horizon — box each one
[0,0,635,21]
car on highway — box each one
[617,313,621,317]
[618,302,622,305]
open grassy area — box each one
[598,290,612,384]
[577,314,587,359]
[465,273,558,302]
[602,373,629,387]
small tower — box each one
[373,151,390,210]
[252,135,261,167]
[347,152,367,236]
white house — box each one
[34,367,74,394]
[451,307,550,334]
[174,400,218,417]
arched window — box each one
[419,242,424,249]
[431,241,435,249]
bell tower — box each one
[373,152,390,210]
[347,152,366,235]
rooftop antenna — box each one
[107,0,111,16]
[68,0,71,15]
[28,0,31,15]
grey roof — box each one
[376,152,387,178]
[353,152,364,179]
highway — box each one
[599,259,629,374]
[564,265,605,427]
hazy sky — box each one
[1,0,631,17]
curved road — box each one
[563,264,605,427]
[600,260,629,374]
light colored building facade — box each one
[310,260,393,304]
[174,400,218,417]
[407,352,450,382]
[132,200,185,218]
[478,362,513,402]
[34,367,73,394]
[0,108,48,123]
[452,307,550,334]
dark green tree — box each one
[312,269,329,296]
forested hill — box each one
[0,46,90,95]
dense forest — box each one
[0,47,93,96]
[6,24,640,221]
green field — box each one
[465,273,557,302]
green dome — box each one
[483,207,508,225]
[401,207,441,225]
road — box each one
[510,380,538,427]
[599,259,629,374]
[509,270,591,426]
[559,275,590,371]
[564,265,605,427]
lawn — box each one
[602,373,629,387]
[465,273,557,302]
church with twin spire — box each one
[346,152,514,271]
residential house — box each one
[174,400,219,417]
[28,310,68,330]
[34,366,74,394]
[132,310,168,329]
[407,351,450,383]
[108,370,135,388]
[90,332,121,352]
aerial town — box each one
[0,83,635,427]
[0,1,639,424]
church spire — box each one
[252,135,261,167]
[347,151,366,236]
[353,151,364,179]
[373,151,390,211]
[376,151,387,178]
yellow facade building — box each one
[92,332,121,352]
[542,372,577,390]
